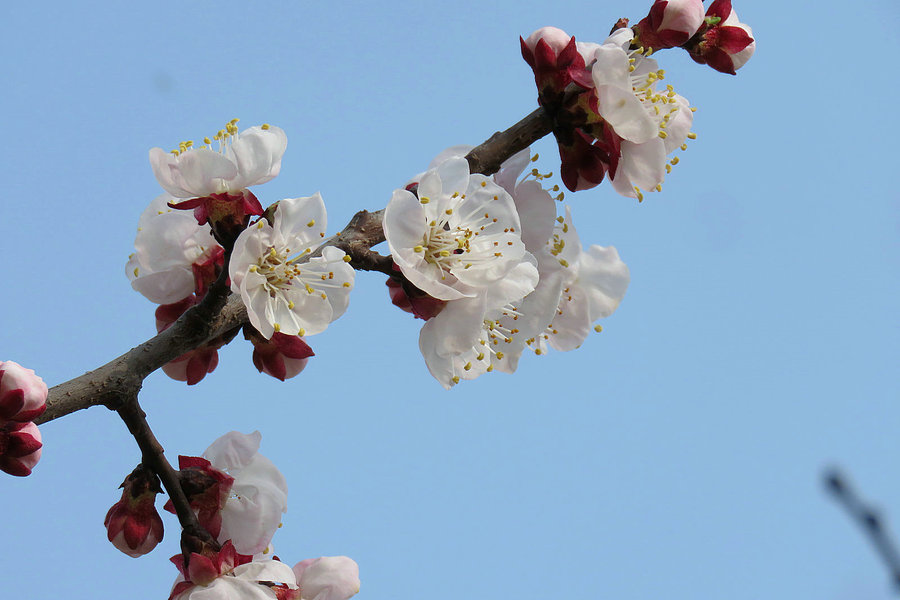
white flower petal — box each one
[295,556,360,600]
[578,245,630,320]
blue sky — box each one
[1,0,898,598]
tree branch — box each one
[36,104,555,424]
[117,393,218,560]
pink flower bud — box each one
[520,27,593,107]
[685,0,755,74]
[104,465,165,557]
[246,329,314,381]
[0,420,42,477]
[521,26,573,57]
[634,0,706,49]
[0,361,48,422]
[293,556,360,600]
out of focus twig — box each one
[824,467,900,592]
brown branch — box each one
[116,393,218,558]
[36,104,555,424]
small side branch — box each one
[117,394,217,551]
[824,467,900,591]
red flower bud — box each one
[104,465,165,557]
[0,361,48,422]
[0,420,43,477]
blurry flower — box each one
[230,194,355,340]
[0,360,47,422]
[104,464,164,558]
[293,556,360,600]
[529,207,630,353]
[0,420,42,477]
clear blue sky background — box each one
[1,1,898,598]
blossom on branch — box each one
[150,120,286,201]
[202,431,289,556]
[149,120,286,240]
[126,194,221,305]
[590,28,695,201]
[384,157,527,301]
[230,194,355,340]
[528,207,630,354]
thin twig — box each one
[824,467,900,591]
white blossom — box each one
[384,157,527,301]
[590,29,694,200]
[529,207,630,354]
[204,431,289,556]
[293,556,360,600]
[229,194,354,339]
[150,121,287,200]
[126,194,218,304]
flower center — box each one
[251,247,303,297]
[413,192,506,279]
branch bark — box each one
[36,104,555,425]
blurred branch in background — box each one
[825,467,900,593]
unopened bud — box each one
[104,464,165,557]
[0,420,42,477]
[0,361,48,422]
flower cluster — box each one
[99,431,359,599]
[385,149,629,388]
[0,361,47,477]
[159,431,360,600]
[521,0,753,196]
[129,121,355,384]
